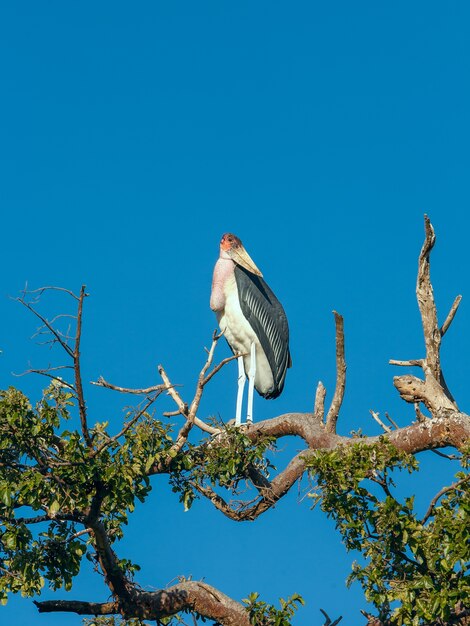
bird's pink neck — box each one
[210,258,234,311]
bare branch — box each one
[416,215,441,378]
[384,412,398,430]
[370,410,392,433]
[201,354,239,386]
[313,381,326,423]
[440,294,462,337]
[158,365,219,436]
[15,296,75,358]
[26,285,80,300]
[325,312,346,433]
[389,359,424,367]
[13,368,76,390]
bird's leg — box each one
[247,342,256,423]
[235,355,246,427]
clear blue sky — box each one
[1,2,469,624]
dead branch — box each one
[26,285,80,300]
[325,311,346,433]
[416,216,440,376]
[158,364,219,436]
[13,368,76,390]
[440,294,462,337]
[391,216,459,415]
[91,376,168,395]
[16,295,75,358]
[313,381,326,422]
[370,410,392,433]
[389,359,423,367]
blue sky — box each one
[1,2,469,624]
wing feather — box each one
[234,265,291,398]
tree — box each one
[0,216,468,625]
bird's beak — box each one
[230,245,263,277]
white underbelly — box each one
[217,289,274,395]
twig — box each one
[13,369,76,391]
[169,335,234,454]
[191,333,238,416]
[158,365,219,436]
[201,354,239,386]
[421,475,469,524]
[430,449,460,461]
[26,286,80,300]
[91,376,168,395]
[74,286,92,447]
[370,410,392,433]
[91,395,160,457]
[325,312,346,434]
[15,297,75,358]
[384,412,398,429]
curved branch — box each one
[192,410,470,521]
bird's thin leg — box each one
[236,355,246,427]
[247,342,256,423]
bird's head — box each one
[220,233,263,277]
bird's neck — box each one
[210,258,235,311]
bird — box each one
[210,233,291,425]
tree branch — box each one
[35,582,252,625]
[34,599,118,615]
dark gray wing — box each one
[234,265,291,399]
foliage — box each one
[168,423,275,511]
[0,384,173,602]
[307,440,470,625]
[1,374,469,625]
[243,592,305,626]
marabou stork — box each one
[210,233,291,425]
